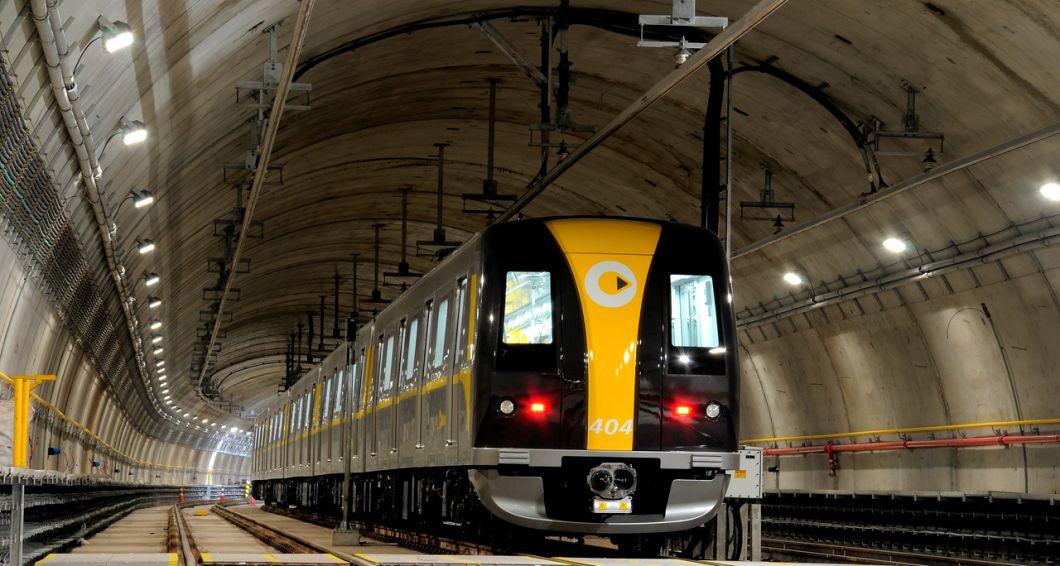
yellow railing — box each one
[0,371,240,474]
[741,417,1060,445]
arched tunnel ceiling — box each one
[7,0,1059,435]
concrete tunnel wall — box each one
[738,244,1060,494]
[0,235,249,484]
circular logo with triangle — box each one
[584,260,638,308]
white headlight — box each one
[705,402,722,419]
[498,399,515,415]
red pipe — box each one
[763,434,1060,456]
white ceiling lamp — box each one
[882,237,908,253]
[147,296,162,309]
[1041,182,1060,201]
[150,334,162,344]
[136,238,155,254]
[783,272,803,286]
[98,16,134,53]
[148,319,162,330]
[155,360,165,367]
[120,119,147,145]
[152,347,163,356]
[143,272,160,286]
[132,189,154,208]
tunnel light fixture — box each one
[230,426,239,433]
[147,297,162,309]
[120,119,147,145]
[143,271,160,286]
[136,239,155,254]
[150,334,162,344]
[149,319,162,330]
[882,237,908,253]
[153,347,163,356]
[783,272,803,286]
[708,347,726,355]
[1042,182,1060,201]
[155,360,165,368]
[132,189,154,208]
[98,16,134,53]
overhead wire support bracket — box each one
[198,0,318,393]
[496,0,788,223]
[474,21,547,88]
[638,0,729,64]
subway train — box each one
[251,217,739,542]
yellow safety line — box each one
[36,554,57,564]
[0,371,235,474]
[353,553,380,563]
[168,552,179,566]
[322,553,346,563]
[201,552,213,563]
[262,553,280,562]
[741,417,1060,444]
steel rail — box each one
[197,0,318,393]
[211,504,323,555]
[494,0,789,223]
[732,121,1060,259]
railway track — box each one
[171,502,350,565]
[261,504,712,558]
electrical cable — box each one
[728,501,744,560]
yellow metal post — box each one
[10,374,56,468]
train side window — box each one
[334,369,344,417]
[324,374,333,423]
[430,297,450,369]
[669,274,720,348]
[401,315,422,388]
[380,332,397,398]
[502,271,553,344]
[454,278,471,365]
[355,349,365,411]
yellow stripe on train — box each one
[546,219,661,451]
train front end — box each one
[469,218,740,534]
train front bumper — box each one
[469,448,738,534]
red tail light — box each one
[675,405,692,416]
[530,402,547,413]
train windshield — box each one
[502,271,553,344]
[670,274,720,348]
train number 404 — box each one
[588,418,634,435]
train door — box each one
[423,285,454,457]
[398,311,423,468]
[416,300,433,460]
[447,277,469,447]
[353,347,365,467]
[391,318,408,462]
